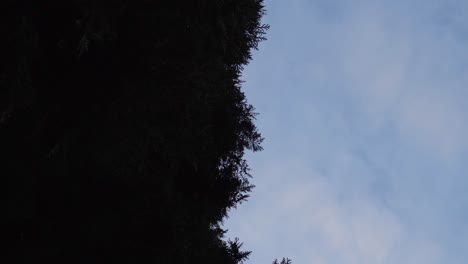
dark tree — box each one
[273,258,293,264]
[2,0,268,263]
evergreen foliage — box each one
[273,258,293,264]
[2,0,272,263]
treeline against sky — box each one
[2,0,269,262]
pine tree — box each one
[3,0,268,262]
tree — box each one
[273,258,293,264]
[3,0,268,262]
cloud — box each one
[226,0,468,263]
[227,156,443,264]
[330,0,468,159]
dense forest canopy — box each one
[2,0,276,263]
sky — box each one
[224,0,468,263]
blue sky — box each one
[225,1,468,263]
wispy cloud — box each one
[226,0,468,263]
[228,157,443,264]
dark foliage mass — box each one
[2,0,271,263]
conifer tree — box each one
[3,0,269,263]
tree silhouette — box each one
[3,0,269,263]
[273,257,293,264]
